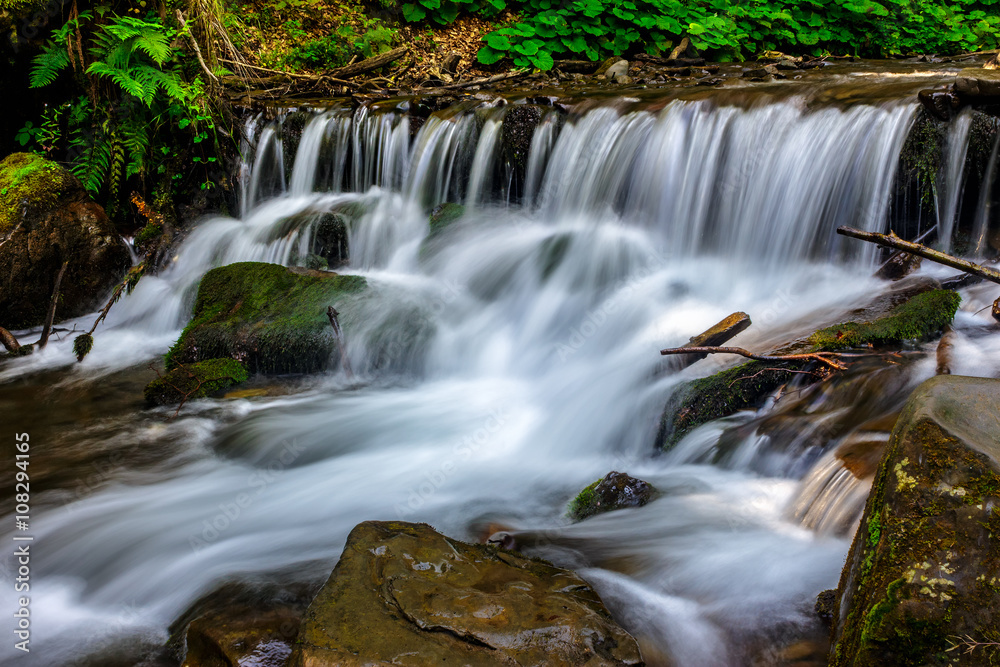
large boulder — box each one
[0,153,130,329]
[830,375,1000,666]
[289,521,643,667]
[166,262,366,374]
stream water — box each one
[2,66,999,667]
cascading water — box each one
[3,82,1000,667]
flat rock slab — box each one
[289,521,643,667]
[831,375,1000,666]
[956,67,1000,99]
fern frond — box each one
[30,44,70,87]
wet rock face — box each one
[289,521,643,667]
[831,376,1000,667]
[166,262,366,374]
[0,153,130,329]
[182,607,299,667]
[569,471,657,521]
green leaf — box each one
[486,33,513,49]
[477,45,505,64]
[529,51,554,69]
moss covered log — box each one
[830,376,1000,666]
[657,289,961,449]
[166,262,367,374]
[144,358,249,406]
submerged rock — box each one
[427,201,465,238]
[830,375,1000,666]
[144,358,249,406]
[166,262,366,374]
[0,153,130,329]
[569,471,658,521]
[289,521,643,667]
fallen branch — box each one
[37,260,69,349]
[327,306,353,378]
[838,227,1000,284]
[435,69,530,90]
[325,46,409,80]
[660,345,849,371]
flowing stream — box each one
[2,73,999,667]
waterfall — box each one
[936,109,972,253]
[4,90,974,667]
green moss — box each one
[0,153,74,234]
[567,478,602,520]
[657,360,807,448]
[899,110,944,207]
[809,290,961,351]
[428,202,465,238]
[134,222,163,247]
[144,358,249,406]
[166,262,366,374]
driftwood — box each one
[936,327,955,375]
[838,227,1000,284]
[326,306,353,378]
[37,260,69,349]
[668,312,751,370]
[659,345,849,371]
[0,327,20,353]
[669,37,692,60]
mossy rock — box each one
[830,376,1000,666]
[428,202,465,238]
[657,289,961,449]
[166,262,367,374]
[144,358,249,406]
[809,290,961,351]
[0,153,130,329]
[568,471,658,521]
[289,521,643,667]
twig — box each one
[37,260,69,349]
[660,345,849,370]
[176,10,219,85]
[838,226,1000,285]
[326,306,353,378]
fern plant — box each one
[26,12,214,206]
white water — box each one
[3,94,999,666]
